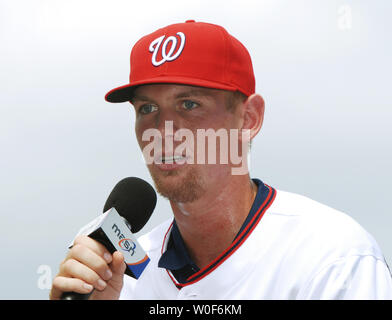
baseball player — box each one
[50,20,392,300]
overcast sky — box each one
[1,0,391,299]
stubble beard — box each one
[148,165,206,203]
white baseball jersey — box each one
[119,183,392,300]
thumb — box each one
[108,251,126,286]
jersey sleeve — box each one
[298,255,392,299]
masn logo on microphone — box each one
[118,238,136,255]
[112,223,136,256]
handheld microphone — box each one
[61,177,157,300]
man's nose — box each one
[155,109,182,139]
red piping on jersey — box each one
[161,184,277,289]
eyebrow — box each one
[174,88,216,99]
[131,95,152,103]
[131,88,217,103]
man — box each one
[50,20,392,299]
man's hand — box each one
[50,235,126,300]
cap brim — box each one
[105,76,242,103]
[105,83,136,103]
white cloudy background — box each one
[0,0,391,299]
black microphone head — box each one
[103,177,157,233]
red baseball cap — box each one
[105,20,255,103]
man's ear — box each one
[240,93,265,141]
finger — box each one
[67,244,113,281]
[72,235,112,264]
[50,276,93,300]
[60,259,108,291]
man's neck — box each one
[169,175,257,269]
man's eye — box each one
[139,104,158,114]
[182,100,199,110]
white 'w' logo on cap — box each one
[149,32,186,67]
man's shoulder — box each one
[267,188,383,257]
[269,188,345,217]
[269,188,361,227]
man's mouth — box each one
[151,154,190,171]
[158,155,187,164]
